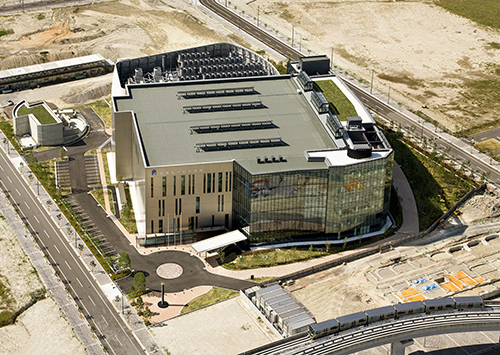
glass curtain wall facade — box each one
[325,152,394,238]
[233,153,393,245]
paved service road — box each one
[201,0,500,188]
[0,151,145,355]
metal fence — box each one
[261,184,486,286]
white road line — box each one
[0,154,142,354]
[76,278,83,288]
[0,165,3,171]
[54,245,61,254]
[24,201,30,209]
[88,295,96,306]
[446,333,470,354]
[34,215,39,223]
[44,230,50,238]
[101,314,109,325]
[65,260,72,270]
[6,176,11,183]
[15,188,20,196]
[115,335,123,346]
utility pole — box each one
[370,70,374,94]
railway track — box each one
[200,0,303,61]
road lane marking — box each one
[24,201,30,209]
[76,278,83,288]
[15,188,20,196]
[115,335,123,346]
[102,314,109,325]
[34,215,39,223]
[54,245,61,254]
[89,295,96,306]
[44,230,50,239]
[0,165,3,171]
[65,261,72,270]
[0,147,171,354]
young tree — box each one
[118,252,131,271]
[133,272,146,294]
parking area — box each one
[64,195,117,257]
[84,155,100,186]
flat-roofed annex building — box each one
[111,43,393,247]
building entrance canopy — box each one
[191,230,247,254]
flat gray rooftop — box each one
[114,75,335,174]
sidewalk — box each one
[0,129,165,355]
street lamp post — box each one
[370,70,374,94]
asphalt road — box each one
[201,0,500,188]
[0,151,145,355]
[0,0,103,14]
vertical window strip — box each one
[229,172,232,192]
[181,175,185,195]
[192,175,195,194]
[188,175,191,195]
[173,176,176,196]
[218,195,220,212]
[162,176,166,197]
[162,199,165,217]
[203,174,206,194]
[151,177,154,198]
[225,172,228,192]
[175,199,178,215]
[222,195,224,212]
[212,173,215,193]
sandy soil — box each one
[0,217,44,311]
[0,216,86,355]
[0,0,255,67]
[292,228,500,322]
[226,0,500,132]
[0,297,87,355]
[2,0,499,131]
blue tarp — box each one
[423,283,438,291]
[413,278,427,285]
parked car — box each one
[6,99,14,106]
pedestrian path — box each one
[0,129,165,355]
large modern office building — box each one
[111,43,393,247]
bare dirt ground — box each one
[0,216,87,355]
[0,0,255,70]
[2,0,499,132]
[0,216,43,311]
[0,297,87,355]
[292,211,500,323]
[226,0,500,133]
[0,0,259,106]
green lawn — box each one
[181,287,238,314]
[314,80,357,121]
[17,104,56,124]
[437,0,500,29]
[74,99,112,129]
[220,247,328,270]
[385,132,476,230]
